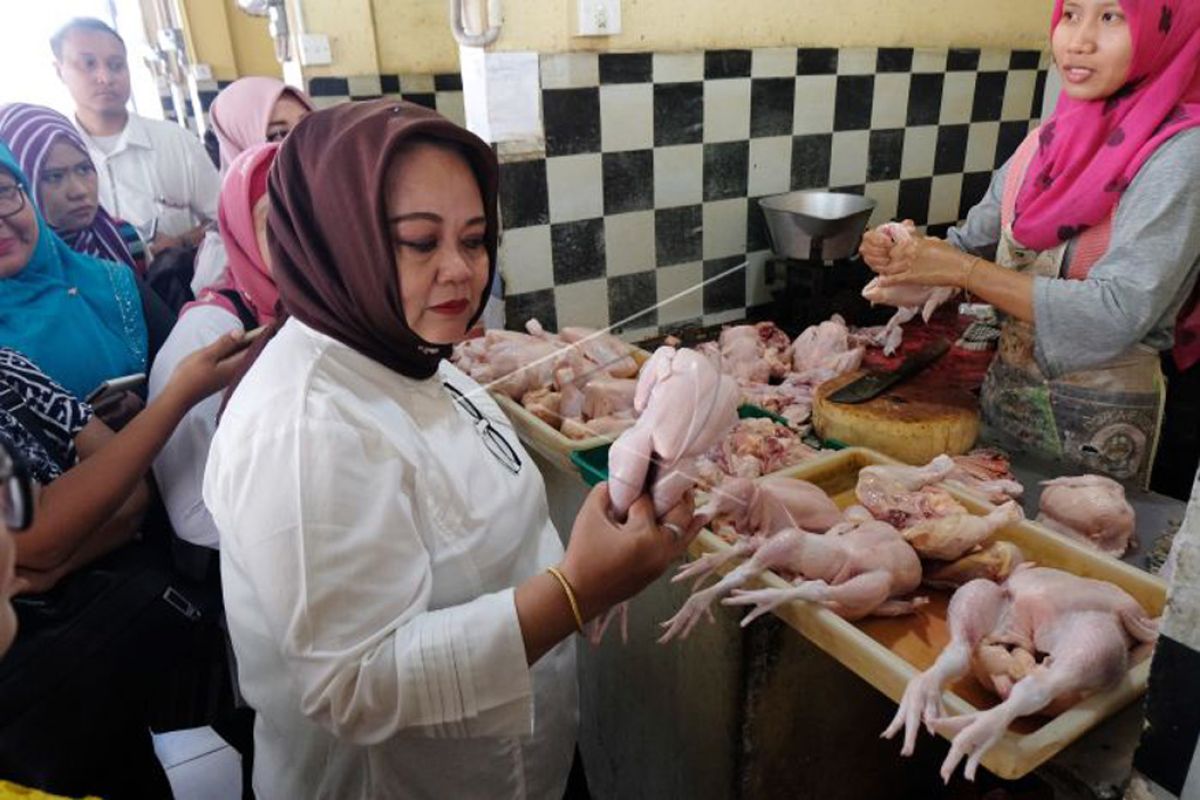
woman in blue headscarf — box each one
[0,141,170,401]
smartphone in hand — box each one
[85,373,147,404]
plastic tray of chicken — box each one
[681,447,1166,781]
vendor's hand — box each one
[561,483,703,621]
[859,219,915,273]
[163,330,253,407]
[874,236,972,289]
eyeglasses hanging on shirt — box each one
[0,443,34,532]
[442,382,522,475]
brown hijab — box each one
[267,99,499,379]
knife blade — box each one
[826,338,951,405]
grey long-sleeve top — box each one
[945,127,1200,379]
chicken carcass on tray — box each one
[692,417,820,485]
[1036,475,1137,557]
[946,449,1025,505]
[884,565,1158,783]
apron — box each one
[979,132,1166,489]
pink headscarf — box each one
[208,77,314,174]
[186,144,280,325]
[1014,0,1200,249]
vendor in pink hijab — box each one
[208,77,315,174]
[147,143,281,549]
[860,0,1200,488]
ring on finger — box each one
[662,522,683,542]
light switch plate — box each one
[577,0,620,36]
[190,63,213,82]
[299,33,332,66]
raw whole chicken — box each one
[791,314,864,380]
[855,455,965,529]
[922,541,1024,590]
[581,377,637,419]
[658,518,926,642]
[1036,475,1136,557]
[883,565,1158,782]
[559,325,640,378]
[607,346,740,518]
[697,476,843,538]
[902,501,1024,562]
[717,323,793,382]
[860,222,959,356]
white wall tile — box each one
[864,180,900,226]
[347,75,382,96]
[703,79,751,142]
[541,53,600,89]
[940,72,977,125]
[979,50,1011,71]
[436,91,466,127]
[752,47,796,78]
[604,210,656,277]
[837,48,877,75]
[794,75,837,134]
[702,198,749,259]
[901,125,937,178]
[829,130,870,187]
[499,225,554,293]
[745,249,776,306]
[930,173,965,225]
[913,49,947,73]
[555,278,610,329]
[871,73,911,130]
[653,52,704,83]
[656,261,705,324]
[546,154,604,223]
[1002,70,1038,121]
[600,83,654,152]
[399,74,436,93]
[748,136,793,197]
[964,121,1001,172]
[653,144,704,207]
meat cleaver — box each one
[826,339,951,405]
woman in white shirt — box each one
[203,100,699,799]
[150,143,281,550]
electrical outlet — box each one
[577,0,621,36]
[191,63,213,82]
[299,34,332,66]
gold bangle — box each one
[546,566,584,634]
[962,256,982,294]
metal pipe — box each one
[450,0,501,47]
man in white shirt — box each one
[53,17,219,259]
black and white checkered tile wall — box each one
[498,46,1050,339]
[306,73,467,127]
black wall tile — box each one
[797,48,838,75]
[403,93,435,109]
[791,134,833,190]
[704,141,750,201]
[600,53,653,84]
[703,256,747,313]
[654,82,704,146]
[655,205,703,266]
[746,197,771,252]
[551,218,606,284]
[505,289,557,332]
[897,177,933,225]
[308,77,349,96]
[434,73,463,91]
[498,159,549,229]
[705,49,752,79]
[834,75,875,131]
[972,72,1008,122]
[907,73,945,126]
[543,88,601,156]
[867,129,905,182]
[602,150,655,215]
[608,271,659,329]
[934,124,969,174]
[1032,69,1049,119]
[380,75,401,94]
[997,121,1031,167]
[877,48,914,73]
[750,78,796,138]
[947,48,981,71]
[1010,50,1042,70]
[959,171,995,220]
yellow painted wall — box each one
[372,0,460,74]
[295,0,380,77]
[180,0,238,80]
[494,0,1052,53]
[224,0,282,78]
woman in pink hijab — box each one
[859,0,1200,489]
[148,143,281,549]
[208,77,315,174]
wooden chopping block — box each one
[813,369,980,464]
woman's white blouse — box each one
[204,318,577,800]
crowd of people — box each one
[0,15,695,800]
